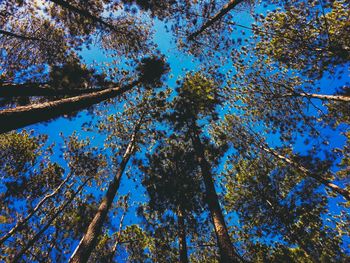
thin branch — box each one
[0,173,73,245]
[188,0,245,40]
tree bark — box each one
[109,211,126,260]
[0,81,138,134]
[177,208,189,263]
[262,147,350,201]
[0,173,72,246]
[0,83,105,97]
[292,92,350,102]
[245,90,350,103]
[188,0,245,40]
[13,177,92,262]
[0,29,41,41]
[48,0,120,32]
[259,77,350,102]
[191,126,242,263]
[69,117,143,263]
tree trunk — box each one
[260,77,350,102]
[0,83,105,97]
[69,117,143,263]
[0,29,41,41]
[0,173,72,246]
[191,126,242,263]
[48,0,119,32]
[295,92,350,102]
[13,177,92,262]
[188,0,245,40]
[0,81,138,134]
[109,211,127,260]
[262,147,350,201]
[177,208,189,263]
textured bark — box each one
[263,147,350,201]
[0,81,137,134]
[188,0,245,40]
[177,208,189,263]
[69,118,143,263]
[0,173,72,246]
[0,29,41,41]
[49,0,120,32]
[0,83,104,97]
[191,126,242,263]
[13,178,91,262]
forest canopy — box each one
[0,0,349,262]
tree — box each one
[69,114,143,263]
[141,138,207,263]
[69,88,168,262]
[0,0,151,111]
[1,0,349,261]
[188,0,245,40]
[0,14,70,82]
[0,56,169,134]
[0,60,108,99]
[48,0,149,54]
[211,114,350,201]
[167,72,244,262]
[223,154,348,262]
[0,131,107,261]
[254,0,350,79]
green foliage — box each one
[255,0,350,79]
[169,72,222,131]
[142,139,205,214]
[0,0,349,262]
[326,86,350,127]
[63,132,106,178]
[118,224,154,262]
[0,131,46,178]
[224,155,347,262]
[337,131,350,203]
[136,55,170,87]
[49,60,107,91]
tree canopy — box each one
[0,0,349,262]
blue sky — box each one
[2,1,349,259]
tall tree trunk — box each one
[0,29,41,41]
[13,177,92,262]
[48,0,119,32]
[0,81,138,134]
[0,173,72,246]
[191,126,242,263]
[291,92,350,102]
[243,90,350,103]
[188,0,245,40]
[0,83,104,97]
[69,117,143,263]
[262,147,350,201]
[260,77,350,102]
[177,207,189,263]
